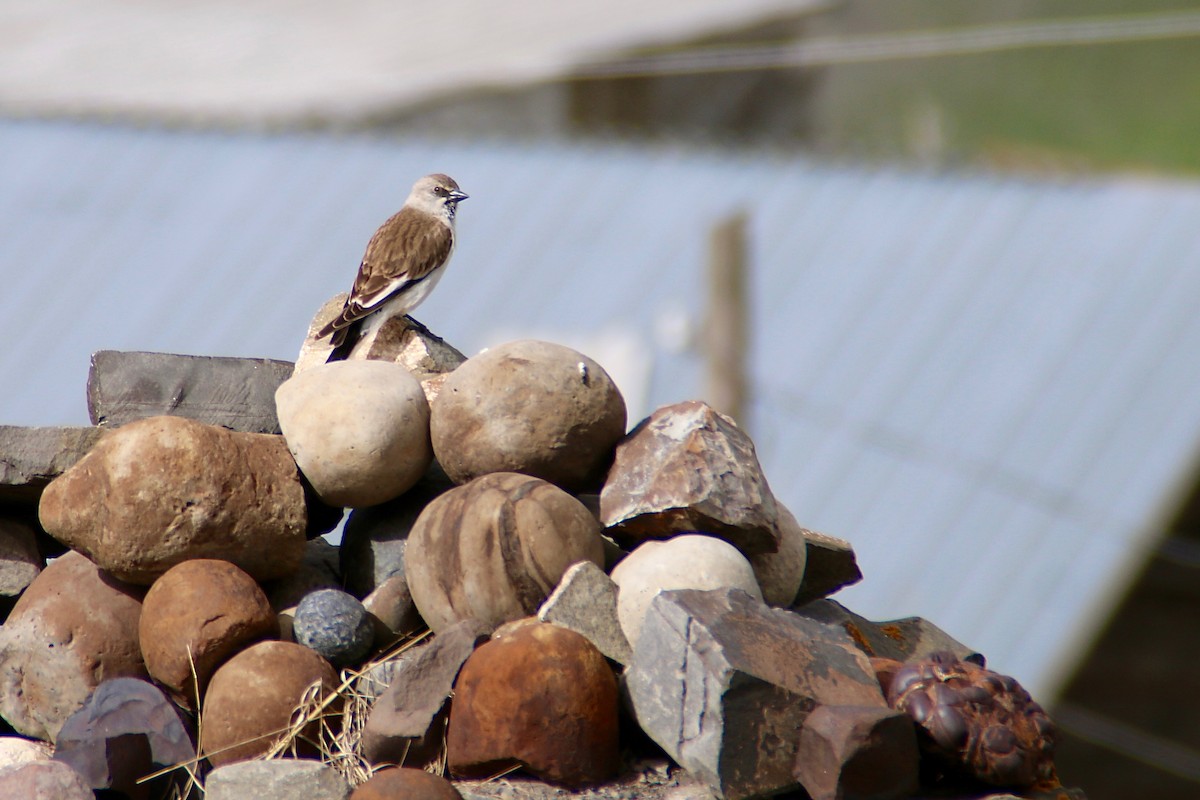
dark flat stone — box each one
[87,350,294,433]
[0,425,104,505]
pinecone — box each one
[886,651,1056,788]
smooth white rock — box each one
[609,534,762,647]
[276,360,431,508]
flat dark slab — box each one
[87,350,294,433]
[0,425,105,505]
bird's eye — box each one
[433,186,445,196]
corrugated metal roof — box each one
[3,118,1200,701]
[0,1,822,125]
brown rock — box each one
[887,652,1057,789]
[361,619,489,768]
[0,425,105,506]
[447,622,619,786]
[430,340,627,492]
[0,551,146,741]
[794,705,920,800]
[86,350,295,433]
[139,559,277,705]
[363,574,424,645]
[350,767,463,800]
[200,641,339,768]
[38,416,308,584]
[0,519,42,596]
[406,472,605,632]
[600,400,780,556]
[792,528,863,606]
[748,504,807,607]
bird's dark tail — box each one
[325,319,363,363]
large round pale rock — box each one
[200,641,339,768]
[276,360,433,508]
[406,472,605,632]
[431,340,626,491]
[0,551,146,742]
[139,559,277,705]
[38,416,308,584]
[610,534,762,647]
[447,623,619,786]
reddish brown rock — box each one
[200,641,339,768]
[139,559,277,705]
[430,339,627,492]
[351,767,463,800]
[406,472,605,632]
[38,416,307,584]
[361,619,489,768]
[599,401,781,556]
[447,622,619,786]
[887,652,1057,789]
[794,704,920,800]
[0,551,146,741]
[363,574,424,645]
[796,599,983,666]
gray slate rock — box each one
[204,758,351,800]
[792,529,863,605]
[264,537,342,611]
[0,425,104,505]
[0,520,41,596]
[87,350,294,433]
[340,482,448,597]
[53,677,193,798]
[293,589,374,666]
[538,560,631,665]
[626,588,887,800]
[361,618,490,768]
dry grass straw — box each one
[140,630,433,795]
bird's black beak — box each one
[448,190,469,203]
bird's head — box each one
[409,173,468,221]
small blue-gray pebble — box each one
[293,589,374,666]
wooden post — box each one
[705,211,749,429]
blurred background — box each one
[2,2,1200,796]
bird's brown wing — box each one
[316,208,453,340]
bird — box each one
[317,173,468,361]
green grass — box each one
[807,1,1200,175]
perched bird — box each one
[318,173,468,361]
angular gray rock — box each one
[538,561,631,665]
[626,588,887,800]
[0,425,105,505]
[264,537,342,611]
[361,618,490,768]
[792,529,863,606]
[87,350,295,433]
[0,520,41,596]
[340,482,448,598]
[600,401,780,556]
[794,599,982,665]
[205,759,352,800]
[53,677,194,798]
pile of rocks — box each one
[0,306,1085,800]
